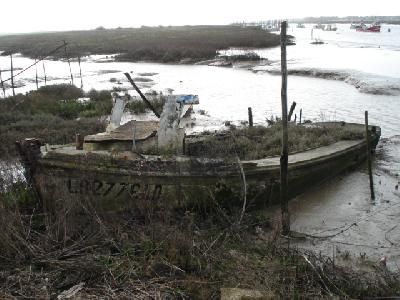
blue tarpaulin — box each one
[175,95,199,105]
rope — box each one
[301,200,400,243]
[2,43,67,84]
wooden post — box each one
[248,107,253,127]
[124,72,160,118]
[288,101,296,121]
[42,62,47,85]
[78,56,83,89]
[35,58,39,90]
[10,54,15,96]
[131,120,137,152]
[0,67,5,97]
[75,133,84,150]
[299,108,302,124]
[280,21,290,235]
[63,41,74,85]
[365,111,375,200]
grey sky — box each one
[1,0,400,34]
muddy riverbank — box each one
[282,136,400,270]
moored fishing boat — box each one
[356,22,381,32]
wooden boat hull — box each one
[18,124,381,214]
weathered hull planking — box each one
[17,123,381,213]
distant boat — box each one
[296,23,305,28]
[323,24,337,31]
[313,24,325,30]
[356,22,381,32]
[310,38,325,45]
[350,23,361,29]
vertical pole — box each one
[35,58,39,90]
[42,61,47,85]
[0,68,5,98]
[288,101,297,121]
[64,41,74,85]
[299,108,302,124]
[131,120,137,152]
[75,133,84,150]
[248,107,253,127]
[78,56,83,89]
[280,21,290,235]
[10,54,15,96]
[365,111,375,200]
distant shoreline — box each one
[0,25,281,64]
[290,16,400,25]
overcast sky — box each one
[1,0,399,34]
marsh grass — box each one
[0,26,280,63]
[0,84,110,158]
[125,95,166,115]
[0,183,399,298]
[186,123,365,160]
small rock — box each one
[379,256,387,267]
[255,226,263,235]
[221,288,274,300]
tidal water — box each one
[1,24,400,136]
[1,24,399,266]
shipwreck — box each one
[16,75,381,214]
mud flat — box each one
[254,66,400,96]
[286,136,400,270]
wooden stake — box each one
[42,62,47,85]
[78,56,83,89]
[0,67,5,97]
[10,54,15,96]
[365,111,375,200]
[124,72,160,118]
[75,133,84,150]
[248,107,253,127]
[35,58,39,90]
[64,41,74,85]
[131,120,137,152]
[299,108,302,124]
[288,101,296,121]
[280,21,290,235]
